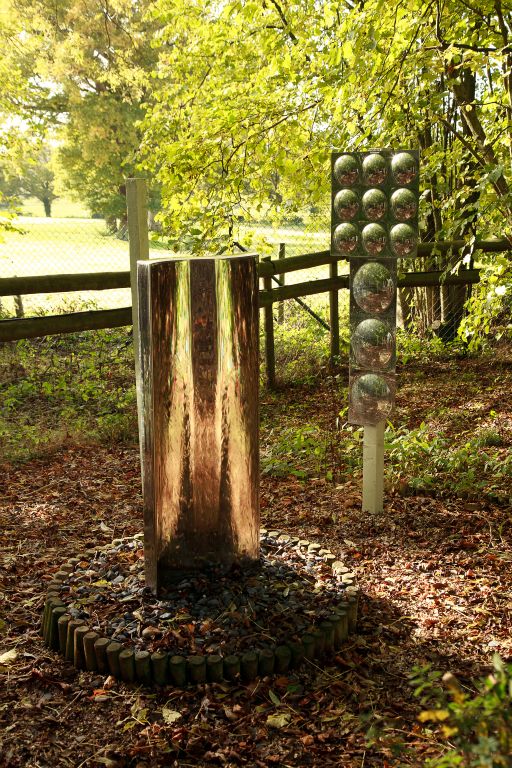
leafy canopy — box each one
[141,0,512,254]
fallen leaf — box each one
[162,706,182,724]
[266,712,291,729]
[100,522,113,534]
[0,648,17,670]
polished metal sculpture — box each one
[331,149,419,426]
[137,254,259,593]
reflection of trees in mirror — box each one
[362,154,388,186]
[333,222,359,254]
[362,223,387,256]
[334,154,359,186]
[334,189,359,220]
[391,188,417,221]
[362,189,387,221]
[391,152,417,185]
[352,319,393,368]
[353,263,395,314]
[351,374,393,424]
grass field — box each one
[0,210,344,317]
[19,196,92,219]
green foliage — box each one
[1,0,158,224]
[410,656,512,767]
[0,328,137,461]
[269,300,335,384]
[459,257,512,351]
[142,1,512,255]
[261,424,328,480]
[385,422,512,500]
[396,330,467,365]
[1,143,58,217]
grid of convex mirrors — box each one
[330,149,420,426]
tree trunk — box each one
[398,287,414,330]
[439,68,481,341]
[14,295,24,318]
[105,215,118,234]
[43,197,52,217]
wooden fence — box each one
[0,248,491,380]
[0,177,509,386]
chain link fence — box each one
[0,195,176,318]
[0,197,473,345]
[0,199,336,320]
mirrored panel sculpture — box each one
[138,254,259,594]
[331,148,419,426]
[331,149,419,261]
[349,372,395,425]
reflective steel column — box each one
[138,254,260,594]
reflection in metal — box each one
[391,152,417,185]
[352,318,394,369]
[390,188,417,221]
[362,189,387,220]
[333,154,359,186]
[333,222,359,254]
[138,255,259,594]
[362,153,388,186]
[362,223,387,256]
[334,189,359,220]
[349,372,394,425]
[390,223,417,256]
[352,262,395,314]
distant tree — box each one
[0,143,58,217]
[1,0,158,229]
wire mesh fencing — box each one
[0,197,474,347]
[0,211,131,317]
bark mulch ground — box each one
[1,349,511,767]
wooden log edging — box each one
[41,531,359,687]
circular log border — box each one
[41,530,358,687]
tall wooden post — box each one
[278,243,285,324]
[126,178,149,466]
[262,256,276,389]
[329,259,340,364]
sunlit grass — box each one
[0,216,343,315]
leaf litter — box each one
[0,346,511,766]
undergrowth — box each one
[2,312,511,504]
[410,656,512,767]
[0,328,137,461]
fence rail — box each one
[0,240,507,375]
[0,260,485,342]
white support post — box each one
[126,178,150,467]
[362,421,385,513]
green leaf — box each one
[162,706,182,724]
[266,712,291,729]
[268,689,281,706]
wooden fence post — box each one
[262,256,276,389]
[329,259,340,364]
[126,178,150,461]
[278,243,285,324]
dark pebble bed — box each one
[53,531,356,657]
